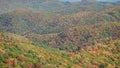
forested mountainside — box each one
[49,23,120,51]
[0,0,120,68]
[0,6,120,35]
[0,32,120,68]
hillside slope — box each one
[1,6,120,35]
[0,33,74,68]
[0,32,120,68]
[0,1,120,68]
[47,22,120,51]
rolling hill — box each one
[0,6,120,35]
[47,22,120,51]
[0,32,120,68]
[0,0,120,68]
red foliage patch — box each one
[18,56,25,61]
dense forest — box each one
[0,0,120,68]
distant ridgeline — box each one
[0,0,119,13]
[0,5,120,34]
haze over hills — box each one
[61,0,120,2]
[0,0,120,14]
[0,0,120,68]
[98,0,120,2]
[0,0,65,13]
